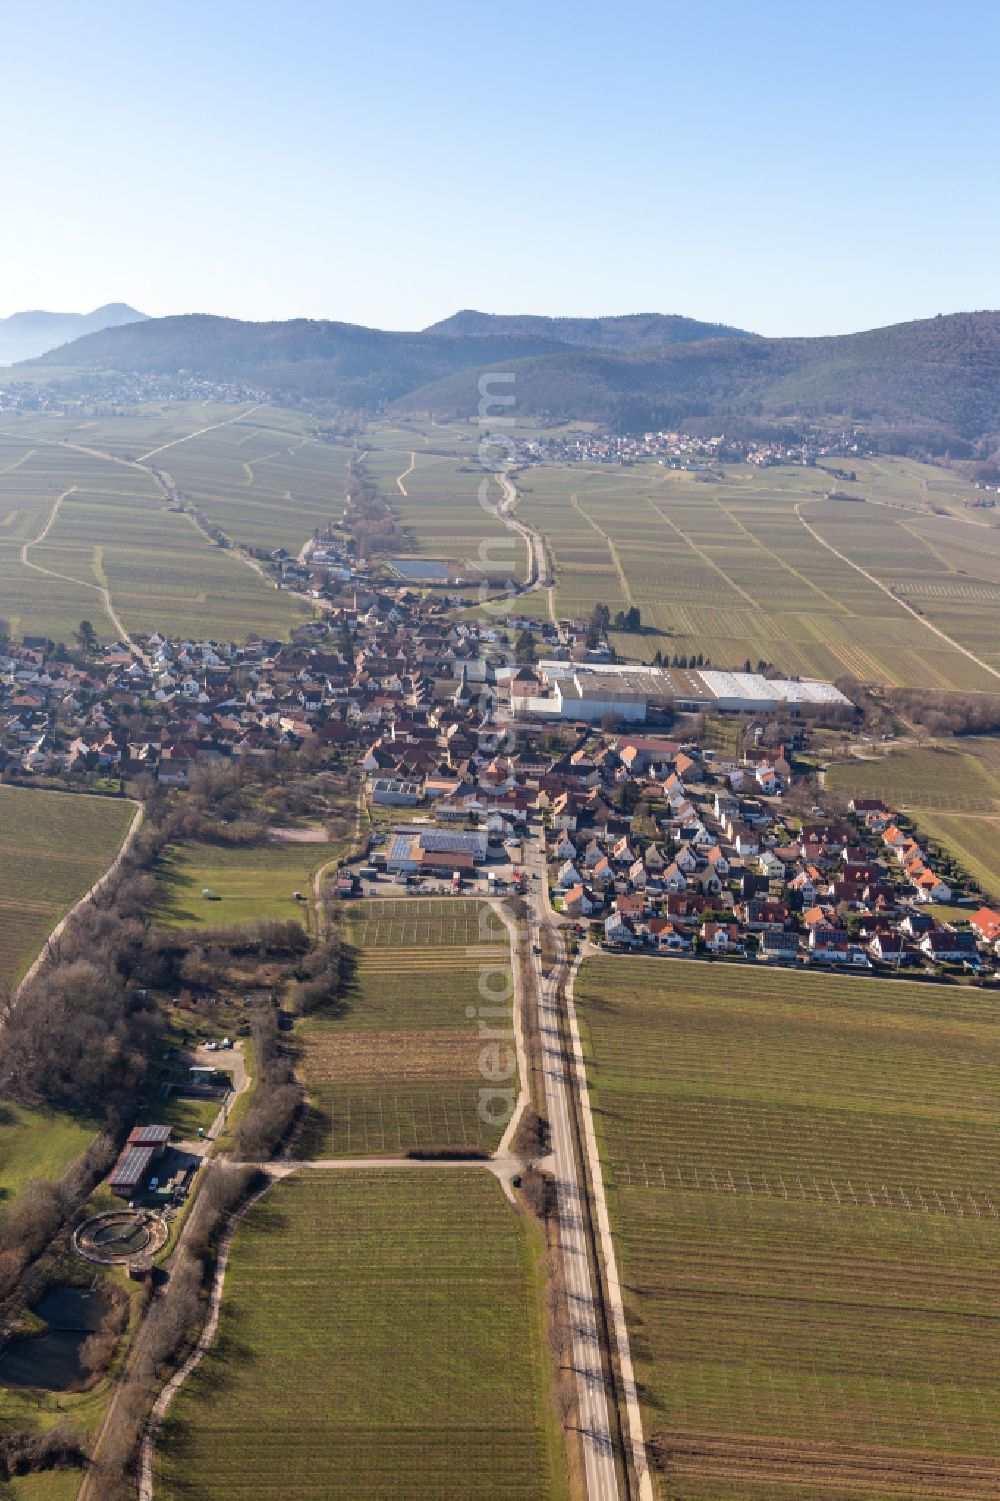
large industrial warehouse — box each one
[507,662,851,722]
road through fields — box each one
[522,827,648,1501]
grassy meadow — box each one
[295,898,516,1157]
[155,835,336,931]
[574,957,1000,1500]
[154,1168,566,1501]
[0,1101,98,1203]
[0,785,135,985]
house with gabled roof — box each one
[970,907,1000,945]
[563,883,597,917]
[605,912,640,947]
[647,916,690,951]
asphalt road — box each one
[523,831,622,1501]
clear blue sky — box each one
[2,0,997,336]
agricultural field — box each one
[154,1168,565,1501]
[827,739,1000,899]
[506,455,1000,689]
[155,835,335,931]
[6,1471,83,1500]
[0,404,349,641]
[0,785,136,985]
[144,405,355,555]
[826,741,1000,813]
[574,957,1000,1500]
[295,899,516,1157]
[361,425,531,586]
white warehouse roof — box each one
[698,671,851,707]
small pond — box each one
[0,1284,112,1391]
[389,558,453,581]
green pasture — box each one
[154,1169,566,1501]
[155,836,335,931]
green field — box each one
[0,1100,97,1202]
[516,458,1000,687]
[155,1168,565,1500]
[4,1472,83,1500]
[827,739,1000,898]
[360,426,531,585]
[913,811,1000,903]
[0,403,353,641]
[296,899,516,1157]
[575,957,1000,1500]
[827,741,1000,812]
[0,786,136,985]
[155,835,334,931]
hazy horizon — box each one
[4,301,1000,345]
[1,1,997,341]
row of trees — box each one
[232,1004,302,1161]
[886,686,1000,737]
[344,456,404,557]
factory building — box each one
[507,662,850,723]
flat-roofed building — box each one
[509,660,850,721]
[385,826,489,873]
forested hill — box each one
[423,309,757,348]
[21,308,1000,452]
[21,308,741,406]
[402,310,1000,451]
[22,314,579,404]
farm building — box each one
[109,1125,172,1199]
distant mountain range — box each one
[0,303,146,365]
[424,309,756,348]
[17,306,1000,453]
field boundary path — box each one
[571,493,634,607]
[497,470,551,595]
[396,451,417,495]
[312,779,365,937]
[565,956,654,1501]
[136,404,262,462]
[15,797,143,1000]
[18,480,139,649]
[795,499,1000,685]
